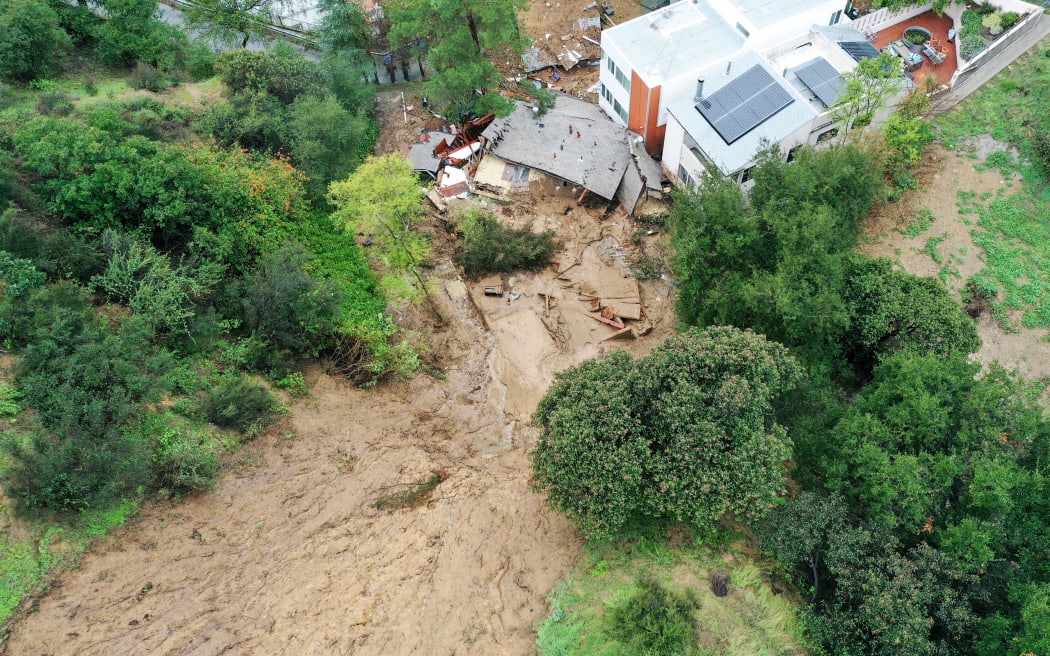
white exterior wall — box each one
[597,43,633,126]
[642,10,851,133]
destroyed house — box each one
[481,94,661,214]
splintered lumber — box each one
[602,327,636,341]
[590,314,625,330]
[604,302,642,321]
[426,189,447,212]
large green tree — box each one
[830,52,905,140]
[0,0,71,82]
[386,0,526,118]
[532,326,803,539]
[182,0,285,49]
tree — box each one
[0,0,71,82]
[288,94,374,200]
[842,255,981,371]
[182,0,285,49]
[532,326,803,539]
[386,0,526,118]
[239,243,340,357]
[762,492,848,602]
[830,52,905,140]
[94,0,188,69]
[328,154,434,309]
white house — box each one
[597,0,926,189]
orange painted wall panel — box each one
[644,85,663,154]
[628,71,649,136]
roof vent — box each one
[693,78,705,102]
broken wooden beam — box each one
[590,314,625,330]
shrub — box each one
[961,35,989,60]
[1030,128,1050,173]
[456,209,556,277]
[274,371,309,397]
[1000,11,1021,30]
[0,0,71,83]
[240,244,341,358]
[0,381,22,415]
[961,9,983,38]
[185,41,215,81]
[35,90,73,115]
[130,62,175,93]
[136,414,220,494]
[199,374,280,435]
[982,12,1003,35]
[606,577,699,655]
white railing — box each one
[851,2,935,34]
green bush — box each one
[1000,11,1021,30]
[606,577,699,655]
[0,0,71,83]
[185,41,215,81]
[129,62,176,92]
[35,90,73,115]
[456,209,556,277]
[961,9,983,38]
[2,304,173,511]
[1030,128,1050,173]
[135,413,220,494]
[0,208,105,283]
[199,374,280,435]
[961,34,989,60]
[240,244,341,358]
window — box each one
[736,22,750,38]
[606,57,631,93]
[829,10,842,25]
[601,83,613,105]
[816,127,839,144]
[738,166,755,184]
[612,98,628,123]
[677,164,697,190]
[786,145,801,162]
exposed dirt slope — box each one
[5,204,673,656]
[4,283,581,655]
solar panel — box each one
[838,40,881,62]
[795,58,844,107]
[695,65,795,145]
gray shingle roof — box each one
[482,95,632,200]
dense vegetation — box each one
[0,0,421,625]
[533,326,802,539]
[533,125,1050,653]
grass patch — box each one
[373,471,444,510]
[920,233,947,265]
[899,208,937,238]
[536,528,810,656]
[960,190,1050,331]
[0,497,140,626]
[932,43,1050,334]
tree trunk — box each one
[417,54,426,80]
[241,32,250,48]
[808,550,821,603]
[466,8,481,52]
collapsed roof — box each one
[481,94,660,208]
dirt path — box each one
[861,144,1050,380]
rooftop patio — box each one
[870,10,958,88]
